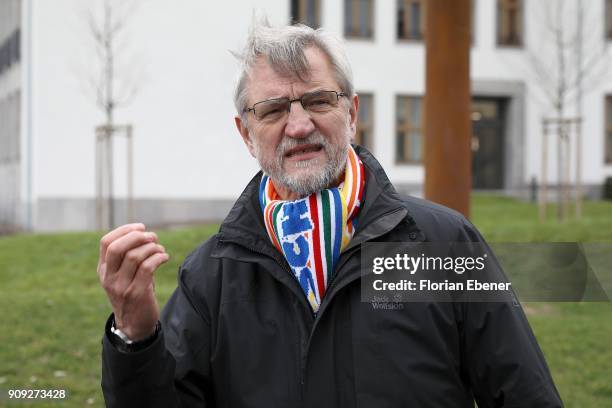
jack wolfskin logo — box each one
[370,295,404,310]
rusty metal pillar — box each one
[424,0,472,218]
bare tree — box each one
[525,0,611,221]
[78,0,145,228]
[573,0,584,218]
[86,0,143,124]
[527,0,609,117]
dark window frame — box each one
[397,0,426,42]
[355,92,374,151]
[606,0,612,41]
[396,0,475,44]
[290,0,322,28]
[496,0,523,47]
[344,0,375,39]
[395,95,424,164]
[0,29,20,75]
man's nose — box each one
[284,102,315,138]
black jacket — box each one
[102,147,563,407]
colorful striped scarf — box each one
[259,145,365,313]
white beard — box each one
[252,131,349,198]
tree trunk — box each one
[104,0,115,229]
[575,0,583,219]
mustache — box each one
[276,132,329,157]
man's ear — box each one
[348,94,359,139]
[235,115,256,158]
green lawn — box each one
[0,195,610,407]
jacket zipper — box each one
[218,206,407,318]
[313,207,407,322]
[217,236,315,403]
[298,207,409,389]
[218,206,410,399]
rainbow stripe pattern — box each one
[259,146,365,313]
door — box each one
[471,98,506,189]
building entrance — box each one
[471,98,507,189]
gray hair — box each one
[233,21,355,118]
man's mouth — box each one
[284,144,324,159]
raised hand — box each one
[98,223,169,341]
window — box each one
[290,0,321,28]
[396,0,474,43]
[0,29,20,74]
[12,29,20,64]
[497,0,523,46]
[0,91,20,165]
[396,96,423,163]
[397,0,425,40]
[355,93,374,150]
[0,38,7,74]
[606,95,612,163]
[345,0,374,38]
[607,0,612,40]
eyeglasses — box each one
[244,90,346,123]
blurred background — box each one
[0,0,611,406]
[1,0,611,232]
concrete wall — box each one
[35,197,235,232]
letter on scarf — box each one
[282,235,310,267]
[299,267,317,296]
[281,201,312,236]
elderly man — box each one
[99,23,563,407]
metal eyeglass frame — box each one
[243,90,347,122]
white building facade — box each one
[2,0,612,232]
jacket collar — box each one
[214,146,426,316]
[217,145,424,250]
